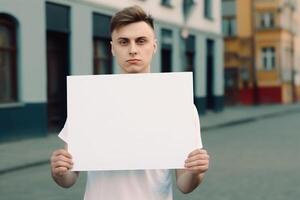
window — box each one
[183,0,197,20]
[0,14,17,103]
[161,29,173,46]
[93,13,112,74]
[161,0,172,7]
[222,17,236,37]
[204,0,213,19]
[94,39,112,74]
[222,0,236,16]
[260,13,275,28]
[46,2,70,33]
[262,47,276,70]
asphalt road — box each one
[1,111,299,200]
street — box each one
[0,110,300,200]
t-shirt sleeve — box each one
[58,120,69,143]
[193,104,203,148]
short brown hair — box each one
[110,5,154,34]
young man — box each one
[51,5,209,200]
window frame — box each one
[222,16,237,37]
[204,0,213,20]
[93,37,113,75]
[261,47,276,71]
[259,12,275,29]
[0,14,18,103]
[161,0,173,8]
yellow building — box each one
[222,0,300,105]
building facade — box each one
[222,0,300,105]
[0,0,223,140]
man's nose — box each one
[129,42,138,55]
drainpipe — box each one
[290,1,297,102]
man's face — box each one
[111,21,157,73]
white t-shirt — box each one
[58,105,201,200]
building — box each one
[0,0,223,141]
[222,0,300,105]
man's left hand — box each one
[184,149,210,175]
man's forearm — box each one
[52,171,79,188]
[175,169,205,194]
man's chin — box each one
[122,65,149,73]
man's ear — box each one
[111,41,115,56]
[153,39,158,54]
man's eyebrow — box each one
[117,36,148,40]
[117,37,129,40]
[136,36,147,40]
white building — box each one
[0,0,223,140]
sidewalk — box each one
[201,103,300,130]
[1,103,300,174]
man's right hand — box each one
[51,149,74,178]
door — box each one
[206,39,214,109]
[161,48,172,72]
[47,31,69,132]
[224,68,239,105]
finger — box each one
[52,160,73,170]
[185,165,209,173]
[53,167,68,176]
[185,154,209,163]
[188,149,207,157]
[51,160,73,170]
[185,160,209,168]
[51,155,73,165]
[53,149,72,159]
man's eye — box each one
[137,39,146,45]
[119,40,128,46]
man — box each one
[51,5,209,200]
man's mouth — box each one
[127,59,141,64]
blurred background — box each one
[0,0,299,199]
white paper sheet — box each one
[67,72,201,171]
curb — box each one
[0,160,49,176]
